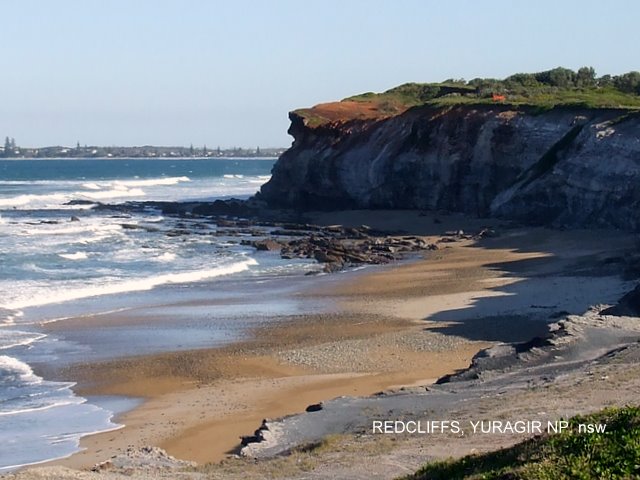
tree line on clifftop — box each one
[469,66,640,95]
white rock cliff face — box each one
[260,105,640,230]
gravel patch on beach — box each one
[277,328,473,372]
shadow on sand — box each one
[421,229,635,344]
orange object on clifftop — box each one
[492,94,506,102]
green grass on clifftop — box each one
[404,406,640,480]
[351,67,640,110]
[346,82,476,106]
[346,83,640,111]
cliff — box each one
[259,103,640,230]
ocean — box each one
[0,158,319,471]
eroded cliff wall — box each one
[259,105,640,230]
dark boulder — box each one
[240,419,270,446]
[305,402,323,412]
[64,199,96,206]
[254,239,282,251]
[192,199,253,217]
[314,250,344,264]
[601,284,640,316]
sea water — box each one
[0,158,315,471]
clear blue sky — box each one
[1,0,637,148]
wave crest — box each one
[58,252,88,261]
[2,258,258,311]
[113,176,190,187]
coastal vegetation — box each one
[295,67,640,127]
[348,67,640,110]
[405,406,640,480]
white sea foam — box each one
[80,187,146,200]
[2,258,259,310]
[0,331,47,350]
[0,355,42,385]
[0,183,157,209]
[113,176,190,187]
[0,399,80,417]
[0,310,23,326]
[58,252,88,260]
[18,223,121,237]
[1,177,189,187]
[247,175,271,184]
[73,224,123,243]
[0,193,68,208]
[156,252,176,262]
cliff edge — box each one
[259,102,640,230]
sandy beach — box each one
[20,210,638,476]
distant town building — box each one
[0,139,285,159]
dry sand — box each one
[32,211,637,473]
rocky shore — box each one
[87,198,499,274]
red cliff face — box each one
[260,103,640,230]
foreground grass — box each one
[196,434,398,479]
[404,406,640,480]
